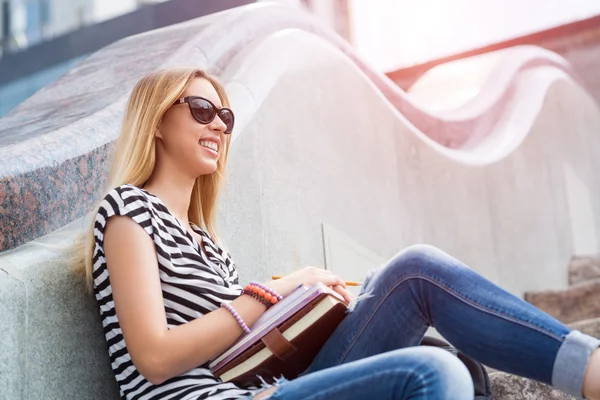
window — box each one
[1,0,10,54]
[1,1,10,40]
[26,1,42,44]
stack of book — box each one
[210,282,348,387]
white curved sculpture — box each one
[213,27,600,298]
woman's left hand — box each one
[332,284,354,304]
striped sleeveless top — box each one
[93,184,254,399]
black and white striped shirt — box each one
[93,184,254,399]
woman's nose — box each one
[211,115,227,132]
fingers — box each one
[295,267,345,289]
[332,285,354,304]
[320,273,345,288]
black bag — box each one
[420,336,493,400]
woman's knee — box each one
[398,346,474,399]
[387,244,467,277]
[361,244,470,294]
[395,244,450,263]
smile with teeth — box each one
[199,140,218,153]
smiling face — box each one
[156,77,229,179]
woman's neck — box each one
[142,168,195,227]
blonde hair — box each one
[72,67,232,291]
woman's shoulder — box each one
[94,184,157,249]
[97,184,156,222]
[104,183,147,199]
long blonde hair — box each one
[73,68,232,291]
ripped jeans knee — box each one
[249,376,287,400]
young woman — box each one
[76,67,600,400]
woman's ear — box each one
[155,117,164,139]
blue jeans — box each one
[264,245,600,400]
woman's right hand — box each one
[265,267,347,298]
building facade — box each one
[0,0,253,116]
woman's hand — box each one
[265,267,353,303]
[331,285,354,304]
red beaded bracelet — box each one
[242,283,280,308]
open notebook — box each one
[210,282,348,386]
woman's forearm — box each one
[139,294,267,384]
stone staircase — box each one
[491,257,600,399]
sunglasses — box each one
[173,96,235,134]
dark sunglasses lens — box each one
[219,109,235,133]
[190,98,216,123]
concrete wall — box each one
[0,243,120,399]
[1,3,600,398]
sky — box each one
[349,0,600,71]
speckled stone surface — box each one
[491,372,575,400]
[0,143,113,250]
[0,19,206,251]
[0,2,586,252]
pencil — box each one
[271,275,362,286]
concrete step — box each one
[569,317,600,338]
[569,256,600,286]
[524,279,600,324]
[491,372,574,400]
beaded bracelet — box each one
[221,302,251,334]
[242,288,274,308]
[242,282,283,308]
[249,281,283,302]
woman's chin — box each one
[194,159,219,177]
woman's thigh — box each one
[265,346,473,400]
